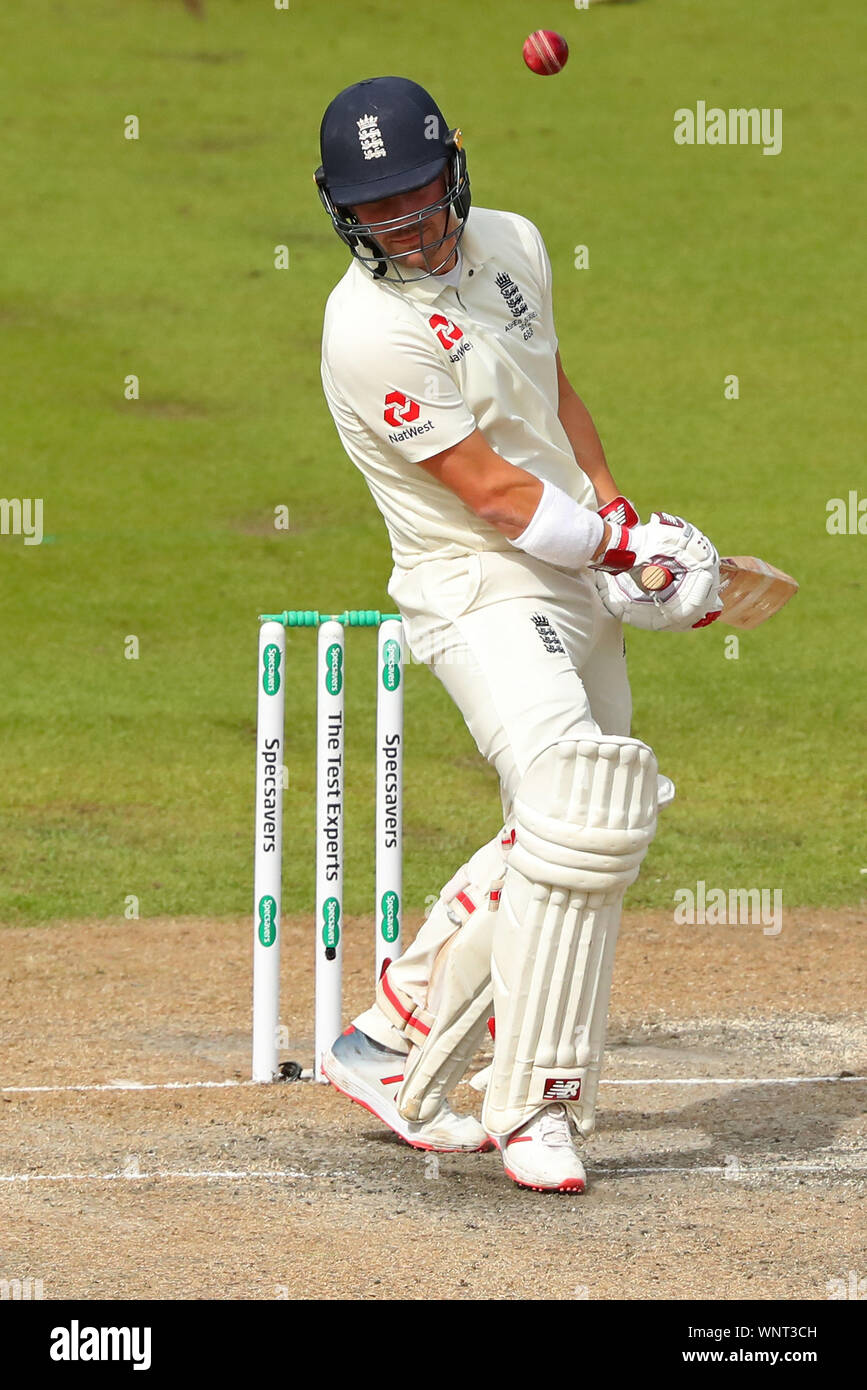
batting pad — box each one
[482,737,658,1138]
[394,897,496,1123]
[378,833,512,1123]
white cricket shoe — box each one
[498,1103,587,1193]
[323,1026,493,1154]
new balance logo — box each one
[544,1077,582,1100]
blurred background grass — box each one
[0,0,863,924]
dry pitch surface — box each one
[1,909,865,1301]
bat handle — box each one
[635,563,675,593]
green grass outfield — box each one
[1,0,863,925]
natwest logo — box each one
[428,313,463,350]
[383,390,420,428]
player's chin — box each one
[389,250,430,272]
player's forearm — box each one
[478,472,544,538]
[557,386,619,506]
[418,425,608,554]
[480,472,611,561]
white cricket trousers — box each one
[355,547,632,1048]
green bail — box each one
[259,610,401,627]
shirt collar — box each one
[384,213,486,306]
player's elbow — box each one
[474,491,514,528]
[417,430,506,516]
[416,430,538,530]
[475,478,540,535]
[473,484,509,524]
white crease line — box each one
[0,1161,864,1185]
[1,1075,865,1095]
[0,1168,354,1184]
[601,1076,867,1087]
[0,1079,257,1094]
[594,1161,867,1177]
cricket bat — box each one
[716,556,799,630]
[636,555,799,629]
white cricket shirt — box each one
[320,206,596,568]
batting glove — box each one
[591,498,723,631]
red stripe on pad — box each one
[380,971,431,1037]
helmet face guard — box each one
[316,131,471,284]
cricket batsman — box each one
[314,77,722,1191]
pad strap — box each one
[377,970,435,1043]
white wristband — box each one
[507,478,604,569]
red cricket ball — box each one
[522,30,569,76]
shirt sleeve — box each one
[531,224,558,353]
[510,214,559,352]
[322,313,477,465]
